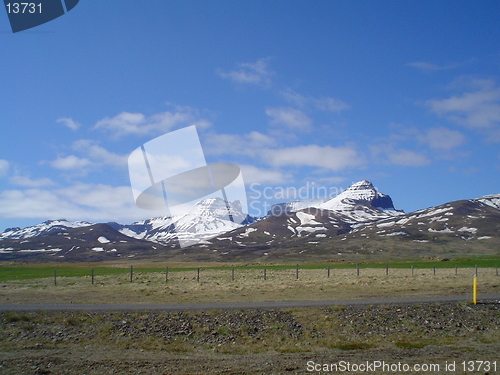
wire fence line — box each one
[4,263,498,286]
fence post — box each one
[232,268,235,281]
[296,264,299,280]
[130,265,133,282]
[496,264,498,276]
[411,265,414,276]
[165,267,168,283]
[356,263,359,276]
[475,264,478,277]
[455,264,458,275]
[327,266,330,278]
[264,268,267,280]
[472,276,477,305]
[433,265,436,276]
[54,269,57,286]
[385,263,389,276]
[91,268,94,284]
[197,268,200,282]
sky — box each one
[1,0,499,230]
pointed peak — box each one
[346,180,374,190]
[320,179,398,211]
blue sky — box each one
[1,1,499,230]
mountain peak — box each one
[349,180,373,188]
[320,180,399,212]
[337,180,379,201]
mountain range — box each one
[1,180,498,262]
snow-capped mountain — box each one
[0,219,94,240]
[109,197,255,247]
[476,193,500,210]
[0,197,254,260]
[203,180,404,251]
[268,180,403,223]
[335,194,500,260]
[313,180,403,222]
[316,180,399,211]
[0,223,171,261]
[268,199,325,216]
[1,182,498,262]
[186,183,500,262]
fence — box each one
[16,263,500,286]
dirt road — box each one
[1,293,499,312]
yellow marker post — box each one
[472,276,477,305]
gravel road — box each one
[1,293,499,311]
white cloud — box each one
[47,140,127,176]
[203,133,245,156]
[0,184,154,223]
[266,107,312,131]
[57,184,137,215]
[94,108,211,138]
[406,61,462,72]
[8,175,55,188]
[370,143,429,167]
[425,78,500,129]
[57,117,80,131]
[218,58,272,86]
[281,89,350,112]
[0,189,77,220]
[246,131,275,147]
[263,144,363,171]
[50,155,93,171]
[203,131,275,156]
[386,149,430,167]
[240,164,290,185]
[314,176,347,185]
[312,97,351,112]
[421,127,465,150]
[72,139,127,167]
[0,159,9,177]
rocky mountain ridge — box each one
[1,181,498,262]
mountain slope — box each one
[109,198,254,247]
[0,198,254,261]
[185,190,500,262]
[268,180,403,222]
[1,185,498,263]
[187,180,405,259]
[0,219,93,240]
[317,180,400,213]
[348,197,500,242]
[0,223,171,261]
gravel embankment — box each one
[0,301,499,374]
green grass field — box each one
[1,255,499,282]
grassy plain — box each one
[1,258,499,374]
[1,257,499,304]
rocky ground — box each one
[0,300,499,374]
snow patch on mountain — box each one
[316,180,402,217]
[0,220,94,240]
[268,199,325,216]
[98,236,111,244]
[268,180,404,226]
[476,193,500,210]
[296,212,321,226]
[239,227,258,238]
[114,197,254,246]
